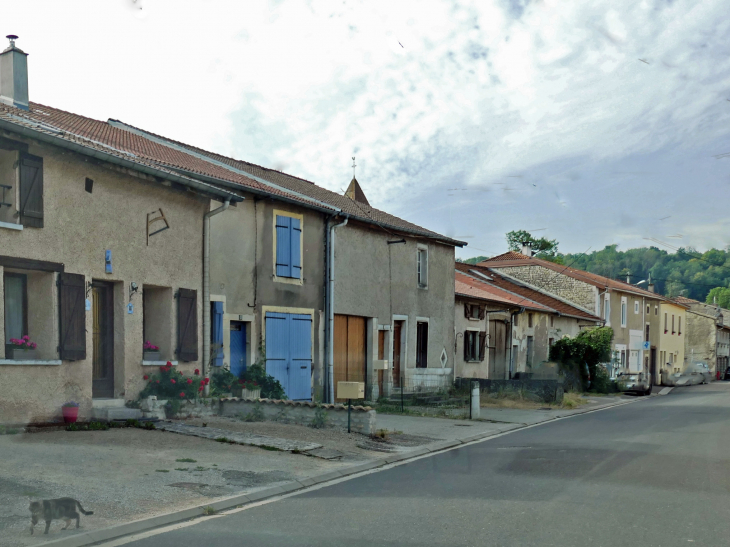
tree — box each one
[549,327,614,392]
[706,287,730,308]
[506,230,559,259]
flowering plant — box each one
[8,335,37,350]
[62,401,80,408]
[237,379,260,391]
[143,341,160,351]
[139,361,206,401]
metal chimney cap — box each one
[6,35,18,43]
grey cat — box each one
[29,497,93,535]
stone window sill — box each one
[0,221,22,231]
[0,359,61,365]
[141,360,178,366]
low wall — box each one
[456,378,564,404]
[220,398,376,435]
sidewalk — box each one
[2,394,640,547]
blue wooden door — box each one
[265,312,312,400]
[229,321,246,378]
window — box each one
[604,296,611,324]
[634,301,639,314]
[672,314,675,334]
[143,286,174,362]
[274,212,302,280]
[4,273,28,342]
[417,246,428,288]
[678,316,682,335]
[664,313,668,333]
[526,336,534,367]
[549,337,554,347]
[620,297,627,328]
[646,304,650,314]
[655,306,658,315]
[620,350,626,369]
[645,324,650,342]
[0,150,44,228]
[464,331,479,361]
[514,314,519,327]
[416,321,428,368]
[528,313,533,328]
[464,303,483,320]
[550,316,554,327]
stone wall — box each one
[456,378,564,403]
[220,398,376,434]
[496,265,597,313]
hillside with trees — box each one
[461,230,730,303]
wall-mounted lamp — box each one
[129,282,139,303]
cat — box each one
[29,497,93,535]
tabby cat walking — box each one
[29,498,94,535]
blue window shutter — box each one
[212,301,224,366]
[291,217,301,279]
[276,215,291,277]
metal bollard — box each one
[470,381,480,419]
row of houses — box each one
[0,38,463,423]
[454,247,696,384]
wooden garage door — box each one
[334,314,366,401]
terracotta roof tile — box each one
[0,102,463,246]
[455,271,552,311]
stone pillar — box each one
[470,381,480,419]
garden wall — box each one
[456,378,564,404]
[220,398,376,435]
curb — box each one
[39,396,636,547]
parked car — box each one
[617,372,652,395]
[668,362,713,386]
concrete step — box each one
[91,407,143,421]
[92,398,127,409]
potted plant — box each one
[143,340,161,361]
[5,335,38,360]
[62,401,80,423]
[231,379,261,400]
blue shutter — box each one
[291,217,301,279]
[212,301,224,366]
[276,215,292,277]
[289,313,312,400]
[265,312,290,396]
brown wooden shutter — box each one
[58,273,86,360]
[479,332,487,362]
[463,303,470,318]
[463,332,470,361]
[177,288,198,361]
[19,154,43,228]
[478,306,486,320]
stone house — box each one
[673,296,730,377]
[0,37,241,424]
[454,265,600,379]
[478,249,673,383]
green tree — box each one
[506,230,559,259]
[706,287,730,308]
[549,327,614,392]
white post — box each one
[470,381,480,419]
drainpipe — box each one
[326,215,349,403]
[509,307,525,379]
[202,199,230,395]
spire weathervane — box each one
[352,156,356,179]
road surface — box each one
[120,383,730,547]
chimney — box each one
[0,35,29,110]
[520,242,533,257]
[647,283,655,293]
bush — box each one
[589,364,619,394]
[139,362,206,400]
[240,363,286,400]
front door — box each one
[488,320,507,379]
[333,314,366,401]
[229,321,246,378]
[265,312,312,400]
[650,347,657,385]
[392,320,403,387]
[92,282,114,398]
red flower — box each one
[198,386,204,392]
[187,378,193,385]
[143,375,149,380]
[194,369,200,375]
[155,380,160,384]
[205,378,210,385]
[166,361,172,366]
[179,392,186,398]
[178,370,183,375]
[159,366,166,372]
[170,379,176,384]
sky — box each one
[5,0,730,259]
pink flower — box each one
[30,342,37,349]
[170,379,176,384]
[159,366,166,372]
[187,378,193,385]
[179,392,186,398]
[143,375,149,380]
[22,335,29,340]
[194,369,200,375]
[166,361,172,366]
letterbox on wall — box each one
[337,381,364,399]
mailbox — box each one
[337,381,364,399]
[373,360,389,370]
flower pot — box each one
[62,406,79,423]
[231,386,261,400]
[143,351,161,361]
[5,346,37,360]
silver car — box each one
[668,362,712,386]
[618,372,652,395]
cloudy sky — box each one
[7,0,730,259]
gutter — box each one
[0,118,243,203]
[202,200,231,394]
[326,214,349,402]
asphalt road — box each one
[123,383,730,547]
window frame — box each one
[272,209,304,285]
[528,313,533,328]
[416,319,429,368]
[620,296,627,328]
[416,244,428,289]
[634,301,640,314]
[678,316,682,336]
[604,294,611,325]
[3,272,28,342]
[464,329,480,362]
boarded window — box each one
[19,154,43,228]
[58,272,86,360]
[177,288,198,361]
[416,321,428,368]
[275,215,302,279]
